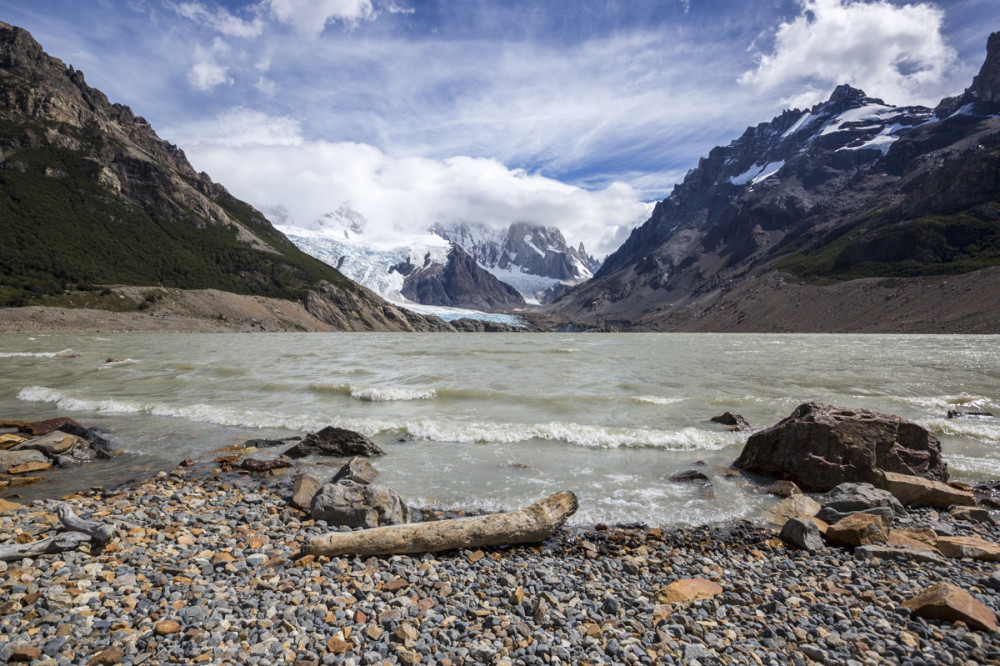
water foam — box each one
[350,386,437,402]
[632,395,685,406]
[922,417,1000,444]
[0,348,77,358]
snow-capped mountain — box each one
[552,32,1000,330]
[279,208,600,309]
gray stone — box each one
[817,505,896,525]
[310,479,411,528]
[284,426,384,458]
[822,482,906,515]
[0,448,48,469]
[780,517,824,552]
[329,457,380,485]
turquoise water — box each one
[1,333,998,526]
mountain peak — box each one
[827,84,868,103]
[971,31,1000,104]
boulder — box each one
[879,471,976,509]
[935,536,1000,562]
[766,480,802,498]
[780,517,824,552]
[310,479,411,528]
[284,427,384,459]
[330,457,380,485]
[821,482,906,515]
[0,449,48,473]
[902,582,998,632]
[946,410,995,420]
[291,473,322,512]
[13,431,87,457]
[710,412,751,431]
[733,403,947,492]
[669,470,709,483]
[657,578,723,604]
[763,494,821,526]
[826,513,891,547]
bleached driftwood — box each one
[57,504,115,547]
[306,490,578,558]
[0,503,115,561]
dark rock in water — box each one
[243,438,288,448]
[733,402,947,492]
[669,470,710,483]
[240,456,292,473]
[58,422,114,456]
[821,482,906,516]
[330,457,379,485]
[974,480,1000,509]
[310,478,411,528]
[55,447,97,467]
[779,517,823,552]
[284,426,384,458]
[21,417,81,437]
[947,410,996,420]
[710,412,751,431]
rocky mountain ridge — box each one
[551,31,1000,331]
[0,21,452,332]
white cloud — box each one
[188,38,234,91]
[740,0,958,107]
[173,2,264,38]
[168,110,653,257]
[267,0,375,37]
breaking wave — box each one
[632,395,685,406]
[308,383,437,401]
[0,348,77,358]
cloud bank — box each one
[169,109,653,258]
[741,0,958,108]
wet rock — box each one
[310,478,411,528]
[669,470,709,483]
[946,410,995,419]
[710,412,751,431]
[903,583,998,632]
[826,512,891,547]
[284,426,384,458]
[879,471,976,509]
[733,403,947,492]
[780,517,824,552]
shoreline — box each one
[2,468,1000,665]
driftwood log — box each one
[0,503,115,562]
[306,491,578,558]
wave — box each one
[632,395,685,406]
[308,383,437,402]
[900,395,1000,412]
[0,348,77,358]
[921,417,1000,444]
[16,385,742,451]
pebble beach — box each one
[3,467,1000,666]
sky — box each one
[2,0,997,257]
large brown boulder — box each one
[733,403,947,492]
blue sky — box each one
[2,0,997,255]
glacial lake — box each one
[1,333,998,526]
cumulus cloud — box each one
[167,110,653,257]
[173,2,264,38]
[740,0,958,107]
[267,0,375,37]
[188,38,234,91]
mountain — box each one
[551,32,1000,332]
[281,210,599,312]
[0,22,448,332]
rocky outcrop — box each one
[733,403,947,492]
[401,243,525,311]
[283,426,384,459]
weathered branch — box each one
[0,531,90,562]
[306,491,578,558]
[57,504,115,547]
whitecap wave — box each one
[921,417,1000,444]
[0,348,76,358]
[16,386,742,451]
[632,395,685,406]
[901,395,999,412]
[350,386,437,402]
